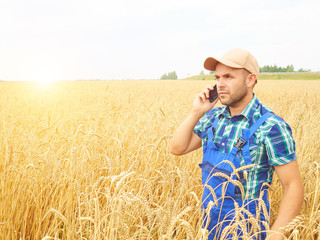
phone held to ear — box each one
[209,84,218,103]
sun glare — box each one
[31,73,58,92]
[35,75,56,84]
[29,64,60,84]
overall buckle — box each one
[211,128,215,142]
[234,136,247,151]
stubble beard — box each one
[220,86,248,108]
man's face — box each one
[215,63,250,108]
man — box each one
[170,48,304,239]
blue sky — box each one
[0,0,319,81]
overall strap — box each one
[247,112,273,139]
[232,111,274,165]
[240,129,251,166]
[207,117,220,140]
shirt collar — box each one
[219,94,261,120]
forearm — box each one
[170,111,203,155]
[170,85,218,155]
[269,182,304,239]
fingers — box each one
[199,85,214,102]
[192,85,218,115]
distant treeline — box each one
[203,65,311,74]
[185,72,320,81]
[160,71,177,80]
[259,64,310,73]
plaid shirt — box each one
[194,95,296,199]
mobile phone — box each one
[209,84,218,103]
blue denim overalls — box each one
[199,110,273,240]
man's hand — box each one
[170,85,219,156]
[192,86,219,117]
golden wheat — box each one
[0,79,319,239]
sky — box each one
[0,0,319,81]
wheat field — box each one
[0,80,319,239]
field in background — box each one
[0,80,319,239]
[185,72,320,81]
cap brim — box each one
[204,57,244,71]
[204,57,218,71]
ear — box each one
[247,74,257,88]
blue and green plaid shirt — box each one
[194,94,296,199]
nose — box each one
[217,78,226,90]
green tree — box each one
[286,65,294,72]
[160,71,177,80]
[260,64,297,72]
[160,73,168,80]
[298,68,311,72]
[167,71,177,79]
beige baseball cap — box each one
[204,48,259,77]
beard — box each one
[219,85,248,107]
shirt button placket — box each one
[221,138,228,151]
